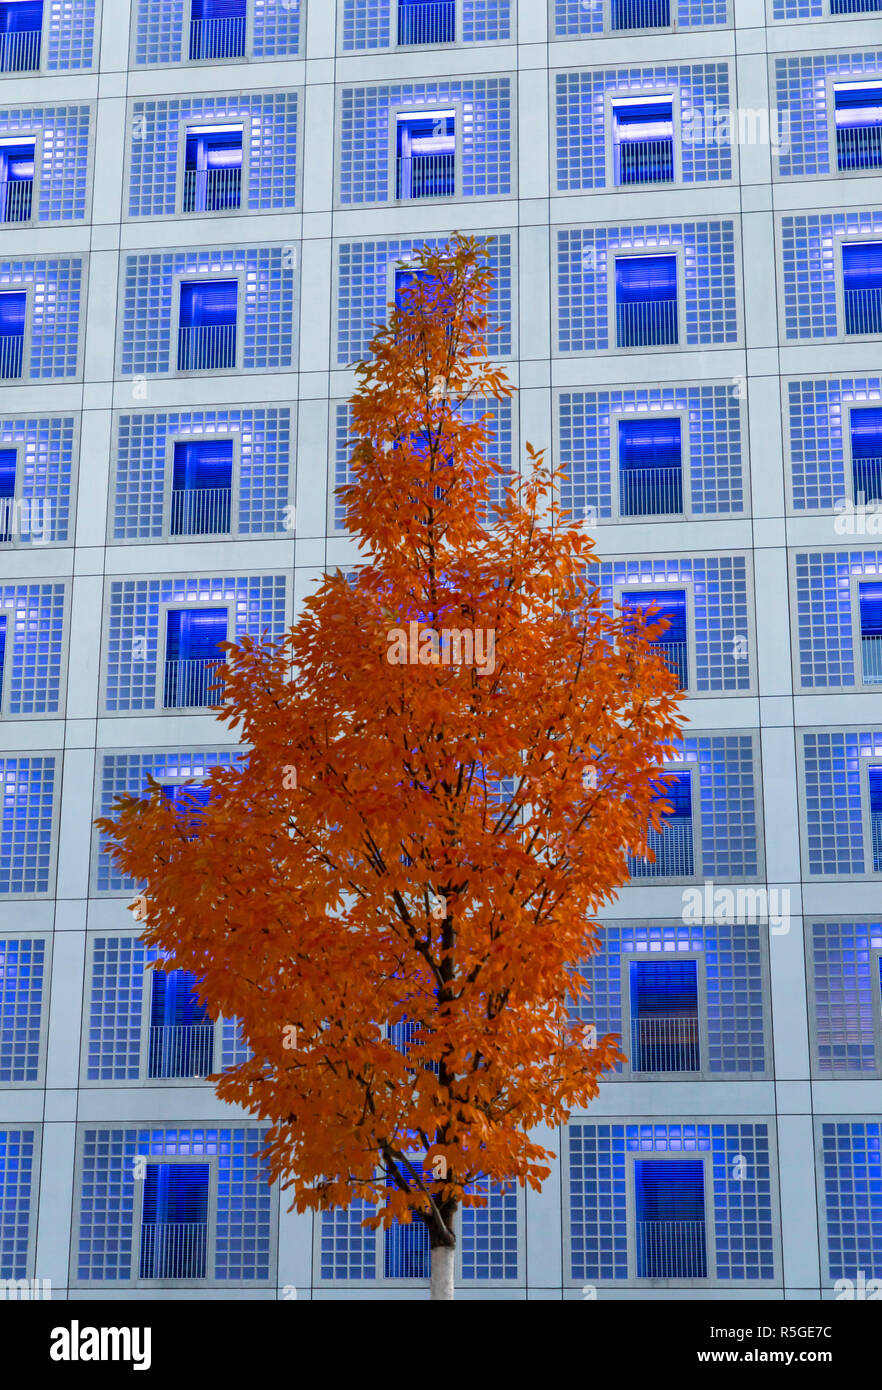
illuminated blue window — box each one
[398,0,455,43]
[870,767,882,872]
[394,265,432,310]
[611,0,670,27]
[629,771,694,879]
[851,407,882,505]
[830,0,881,7]
[842,242,882,337]
[189,0,246,60]
[617,417,683,517]
[614,254,678,348]
[147,967,213,1078]
[395,111,455,200]
[0,2,42,72]
[0,140,33,224]
[859,583,882,686]
[384,1164,430,1278]
[0,448,13,541]
[622,588,688,688]
[177,279,237,372]
[139,1163,209,1279]
[163,607,227,708]
[183,125,242,214]
[171,438,233,536]
[612,99,674,187]
[834,84,882,174]
[0,614,6,701]
[634,1160,707,1278]
[0,291,25,381]
[629,960,699,1073]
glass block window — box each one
[559,384,744,522]
[557,222,738,352]
[337,234,513,366]
[139,1163,209,1278]
[46,0,95,70]
[128,93,298,218]
[0,1,42,72]
[555,65,731,191]
[689,734,760,878]
[0,104,89,221]
[775,54,882,179]
[332,396,513,530]
[342,0,511,48]
[0,582,65,714]
[87,936,159,1081]
[792,549,882,688]
[553,0,729,35]
[801,729,877,876]
[569,1121,773,1283]
[104,575,287,714]
[0,938,44,1083]
[779,212,882,341]
[113,408,291,542]
[0,756,55,895]
[77,1127,272,1283]
[134,0,300,65]
[0,413,72,545]
[338,78,511,205]
[0,257,81,379]
[460,1176,518,1280]
[820,1122,882,1281]
[600,556,751,693]
[95,749,242,892]
[0,1129,35,1279]
[573,921,767,1076]
[810,920,882,1074]
[119,248,296,377]
[785,376,882,512]
[635,1159,707,1277]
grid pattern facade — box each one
[86,936,158,1081]
[76,1128,272,1283]
[573,922,767,1076]
[556,222,739,352]
[102,574,288,712]
[0,416,74,546]
[553,0,730,34]
[780,211,882,341]
[0,582,65,715]
[793,549,882,688]
[128,93,299,218]
[555,65,733,191]
[0,939,44,1085]
[336,233,514,364]
[0,258,82,379]
[787,376,882,511]
[133,0,300,66]
[820,1122,882,1280]
[0,757,55,896]
[118,247,298,376]
[810,921,882,1075]
[775,51,882,180]
[801,730,878,876]
[337,78,512,204]
[112,408,293,541]
[599,556,752,692]
[685,734,761,878]
[0,104,91,221]
[0,1130,36,1279]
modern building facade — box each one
[1,0,881,1300]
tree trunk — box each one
[430,1242,455,1300]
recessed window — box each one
[394,265,432,310]
[189,0,246,61]
[0,613,6,706]
[0,290,26,380]
[622,588,688,689]
[611,97,674,186]
[139,1163,210,1279]
[183,125,243,213]
[629,959,700,1073]
[0,2,42,73]
[397,0,455,45]
[147,966,214,1079]
[617,417,683,517]
[831,0,881,12]
[0,139,33,223]
[834,82,882,173]
[850,407,882,505]
[842,242,882,337]
[163,607,227,709]
[614,254,678,349]
[869,766,882,871]
[177,279,238,372]
[629,771,694,879]
[395,111,456,200]
[0,448,14,542]
[170,438,233,536]
[859,583,882,685]
[384,1165,430,1278]
[611,0,670,30]
[634,1160,707,1278]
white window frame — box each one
[621,948,707,1079]
[835,232,882,343]
[607,244,685,355]
[825,73,882,180]
[139,950,221,1086]
[393,0,460,48]
[388,102,462,205]
[627,759,701,882]
[171,268,244,376]
[177,113,251,218]
[0,128,40,226]
[604,0,676,34]
[614,576,695,695]
[180,0,254,65]
[625,1148,717,1286]
[844,398,882,508]
[861,754,882,874]
[132,1153,217,1289]
[850,572,882,691]
[162,429,240,539]
[156,598,230,712]
[0,280,32,382]
[610,407,690,521]
[605,89,680,192]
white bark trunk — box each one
[430,1243,455,1300]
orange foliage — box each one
[97,234,685,1258]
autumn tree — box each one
[98,233,685,1301]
